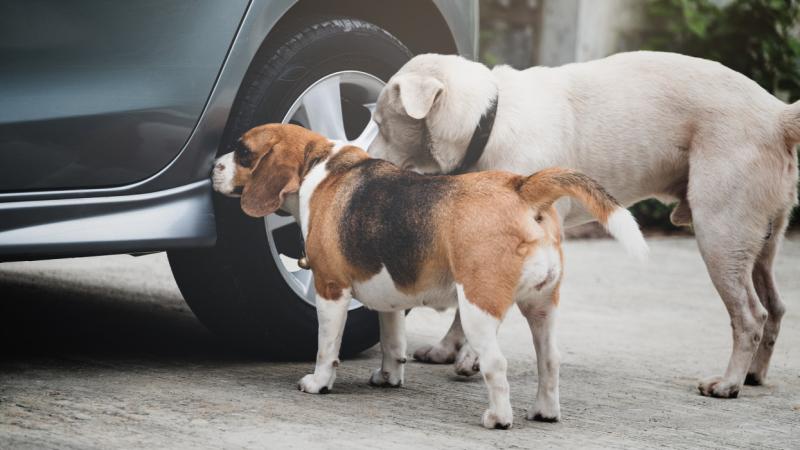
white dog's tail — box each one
[782,100,800,146]
[518,168,649,261]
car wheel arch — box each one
[272,0,460,55]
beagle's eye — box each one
[234,143,256,168]
[535,213,544,223]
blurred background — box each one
[479,0,800,233]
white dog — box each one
[368,51,800,399]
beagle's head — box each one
[211,123,332,217]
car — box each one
[0,0,478,358]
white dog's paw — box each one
[526,400,561,423]
[454,346,480,377]
[698,375,741,399]
[481,408,513,430]
[413,343,457,364]
[368,368,403,388]
[297,374,332,394]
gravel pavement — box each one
[1,237,799,449]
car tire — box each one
[168,17,412,359]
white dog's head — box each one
[369,54,497,174]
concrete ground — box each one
[1,237,798,449]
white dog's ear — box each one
[394,74,444,120]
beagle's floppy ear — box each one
[394,74,444,120]
[240,152,300,218]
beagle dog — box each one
[212,123,647,429]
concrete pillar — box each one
[537,0,642,66]
[536,0,580,66]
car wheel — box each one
[168,17,412,359]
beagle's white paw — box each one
[526,400,561,422]
[481,407,513,430]
[298,374,332,394]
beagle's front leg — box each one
[298,289,351,394]
[369,311,407,387]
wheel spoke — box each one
[265,214,296,232]
[353,118,379,149]
[293,269,316,303]
[289,106,310,128]
[351,102,378,148]
[302,76,347,140]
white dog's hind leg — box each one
[519,299,561,422]
[747,211,790,386]
[453,343,480,377]
[690,180,769,398]
[457,284,513,429]
[370,311,407,387]
[413,309,467,364]
[689,140,799,398]
[412,309,481,377]
[298,290,351,394]
[694,228,767,398]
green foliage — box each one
[642,0,800,101]
[630,200,681,232]
[631,0,800,231]
[479,29,502,67]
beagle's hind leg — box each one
[456,284,514,429]
[518,292,561,422]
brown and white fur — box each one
[368,51,800,398]
[212,123,647,429]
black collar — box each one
[449,94,498,175]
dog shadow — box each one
[0,262,465,398]
[0,265,376,366]
[0,268,233,361]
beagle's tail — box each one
[517,167,648,260]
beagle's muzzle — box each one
[211,123,647,429]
